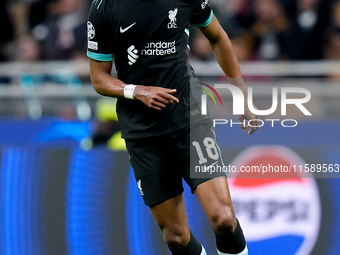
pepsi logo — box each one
[228,146,321,255]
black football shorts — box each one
[125,120,225,206]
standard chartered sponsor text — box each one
[141,41,176,56]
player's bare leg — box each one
[150,193,207,255]
[195,177,248,255]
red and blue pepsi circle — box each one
[228,146,321,255]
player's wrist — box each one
[123,84,137,99]
[130,85,149,102]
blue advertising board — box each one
[0,119,339,255]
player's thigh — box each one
[194,176,237,230]
[182,120,226,192]
[150,193,190,240]
[125,137,184,206]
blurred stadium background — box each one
[0,0,340,254]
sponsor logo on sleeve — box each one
[87,21,95,40]
[88,41,98,50]
[201,0,209,9]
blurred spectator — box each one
[1,0,339,63]
[81,98,126,151]
[31,0,87,60]
[325,29,340,60]
[8,35,41,61]
[284,0,331,60]
[0,0,14,61]
[251,0,289,60]
[0,0,90,61]
[333,0,340,27]
[8,0,30,38]
[59,105,77,120]
[230,32,255,61]
[28,0,51,29]
[218,0,256,35]
[325,1,340,77]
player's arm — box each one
[89,58,179,111]
[88,1,177,110]
[199,16,260,135]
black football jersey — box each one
[87,0,212,138]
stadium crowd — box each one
[0,0,339,62]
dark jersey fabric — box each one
[87,0,212,138]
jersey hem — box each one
[122,119,210,140]
[122,123,189,140]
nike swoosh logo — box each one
[120,22,136,33]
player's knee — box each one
[210,206,237,235]
[163,228,190,250]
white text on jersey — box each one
[141,41,176,56]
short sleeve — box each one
[87,2,114,62]
[190,0,214,28]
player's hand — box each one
[133,86,179,111]
[238,102,260,135]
